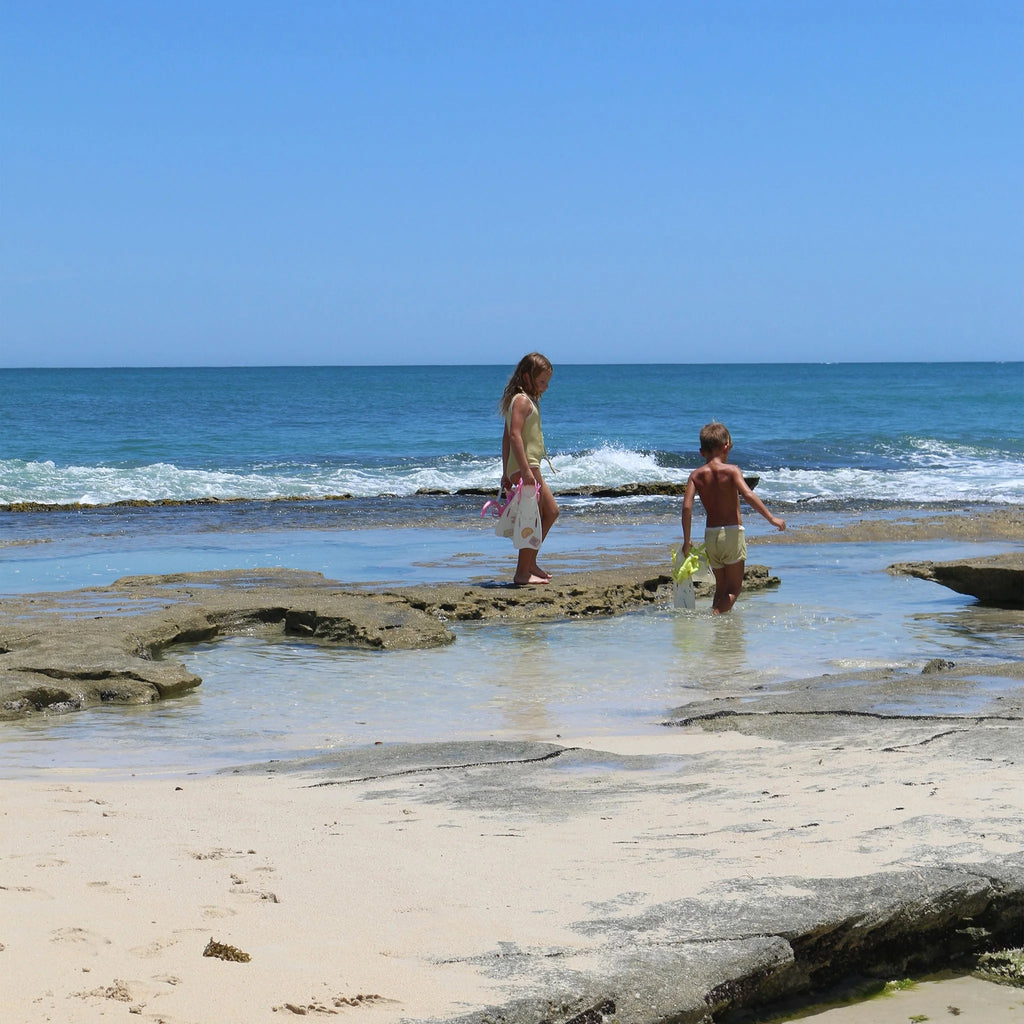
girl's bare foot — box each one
[535,566,552,580]
[513,573,550,586]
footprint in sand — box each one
[50,926,111,954]
[190,847,251,861]
[200,904,238,920]
[87,880,125,894]
[130,937,182,959]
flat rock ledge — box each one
[890,552,1024,607]
[0,564,778,719]
[439,864,1024,1024]
[234,649,1024,1024]
[387,564,776,624]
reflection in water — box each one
[907,605,1024,659]
[490,628,558,736]
[671,611,748,692]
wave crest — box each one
[2,441,1022,507]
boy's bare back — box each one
[687,460,746,528]
[682,426,785,556]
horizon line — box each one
[2,359,1022,371]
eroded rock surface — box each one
[0,569,451,719]
[389,564,776,623]
[0,564,779,719]
[890,552,1024,607]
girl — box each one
[499,353,560,585]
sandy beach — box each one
[3,510,1024,1023]
[5,1,1023,1011]
[4,723,1024,1022]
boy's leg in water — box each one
[712,561,745,614]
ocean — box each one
[1,363,1023,777]
[3,363,1024,509]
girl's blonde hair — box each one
[499,352,553,416]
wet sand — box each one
[773,973,1024,1022]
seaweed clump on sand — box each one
[203,937,251,963]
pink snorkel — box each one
[481,480,520,518]
[480,479,540,518]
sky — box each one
[2,1,1022,367]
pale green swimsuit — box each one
[504,394,546,477]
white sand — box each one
[3,723,1023,1023]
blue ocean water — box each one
[1,363,1023,777]
[2,362,1023,506]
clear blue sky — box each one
[3,1,1021,367]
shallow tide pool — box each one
[2,532,1021,780]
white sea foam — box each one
[767,464,1024,504]
[549,445,685,488]
[2,443,1022,507]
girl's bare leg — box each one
[514,547,547,585]
[511,468,559,585]
[533,469,560,579]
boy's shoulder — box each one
[697,460,745,487]
[691,456,740,476]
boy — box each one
[682,422,786,614]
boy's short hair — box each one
[699,421,732,454]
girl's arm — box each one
[501,422,511,492]
[507,394,536,488]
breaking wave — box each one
[3,439,1022,508]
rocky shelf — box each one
[890,552,1024,607]
[0,564,778,719]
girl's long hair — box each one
[499,352,552,416]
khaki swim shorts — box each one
[704,525,747,568]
